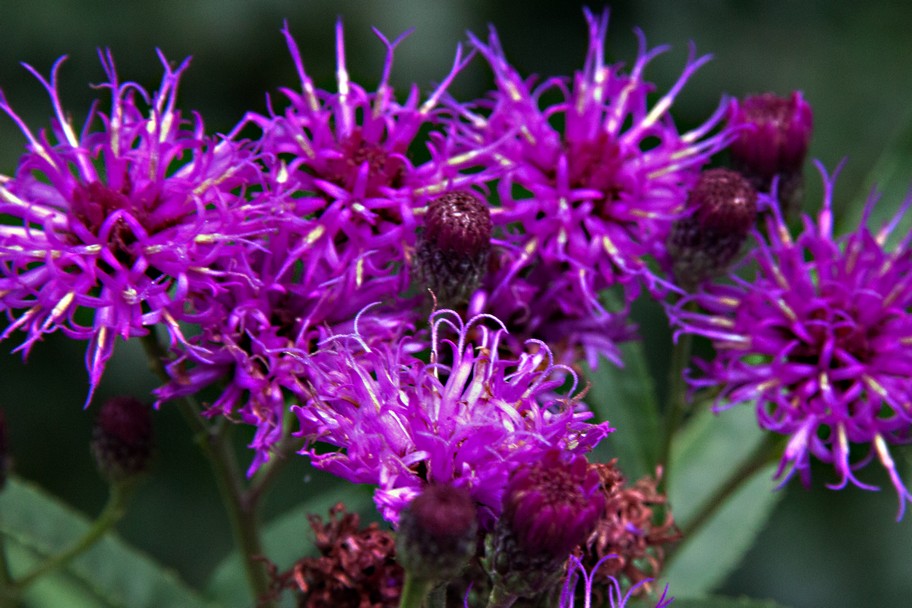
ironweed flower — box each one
[242,20,484,313]
[449,8,732,365]
[0,51,259,404]
[672,162,912,519]
[293,309,613,528]
[560,555,674,608]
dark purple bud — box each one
[416,191,492,305]
[485,451,605,600]
[503,450,604,559]
[668,168,757,290]
[728,92,813,180]
[728,92,812,217]
[395,484,478,582]
[91,396,153,482]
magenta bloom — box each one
[243,21,484,311]
[450,9,731,365]
[672,163,912,518]
[560,555,674,608]
[0,51,258,403]
[292,309,613,527]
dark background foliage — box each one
[1,1,910,607]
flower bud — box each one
[728,92,812,216]
[582,463,681,596]
[90,396,153,482]
[415,191,492,306]
[396,485,478,582]
[667,168,757,290]
[289,503,403,608]
[486,451,605,600]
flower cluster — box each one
[453,8,732,367]
[293,309,612,528]
[672,163,912,518]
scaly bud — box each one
[486,451,605,601]
[667,168,757,290]
[416,191,492,305]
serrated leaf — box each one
[0,477,213,608]
[662,405,784,597]
[205,482,375,608]
[585,340,661,481]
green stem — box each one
[427,583,447,608]
[14,482,132,590]
[398,574,433,608]
[140,333,273,607]
[658,322,694,492]
[675,434,782,546]
[485,584,518,608]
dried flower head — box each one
[667,168,758,290]
[583,463,680,595]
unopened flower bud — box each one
[486,451,605,600]
[396,485,478,582]
[416,191,492,306]
[91,396,153,482]
[667,168,757,290]
[728,92,812,216]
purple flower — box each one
[242,21,485,312]
[292,309,613,527]
[154,19,488,473]
[671,162,912,518]
[560,555,673,608]
[0,51,259,404]
[448,9,731,365]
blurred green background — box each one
[1,1,910,607]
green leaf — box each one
[0,477,213,608]
[585,339,661,481]
[668,596,792,608]
[205,482,375,608]
[662,405,784,597]
[842,103,912,242]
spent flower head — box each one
[671,162,912,518]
